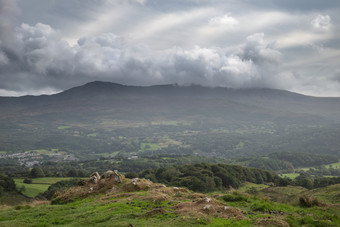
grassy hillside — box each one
[0,176,339,226]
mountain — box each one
[1,81,340,123]
[1,81,340,160]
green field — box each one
[14,177,75,198]
[325,161,340,169]
[280,173,300,179]
[238,182,269,192]
[57,126,71,130]
[140,143,161,152]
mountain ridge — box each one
[1,81,340,121]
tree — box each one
[29,166,45,178]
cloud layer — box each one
[0,0,340,96]
[0,22,287,93]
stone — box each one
[131,178,138,185]
[203,197,211,203]
[114,170,123,183]
[102,170,114,179]
[89,172,101,184]
[203,205,211,210]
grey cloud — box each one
[144,0,340,13]
[0,21,286,94]
[1,0,340,96]
[0,0,19,42]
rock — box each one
[89,172,101,184]
[131,178,138,185]
[101,170,114,179]
[203,197,211,203]
[113,170,123,183]
[203,204,211,210]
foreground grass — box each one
[0,193,250,226]
[280,173,300,179]
[2,180,340,226]
[0,192,31,206]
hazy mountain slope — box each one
[1,81,339,125]
[1,81,340,159]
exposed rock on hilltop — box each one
[52,170,248,221]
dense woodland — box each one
[136,163,279,192]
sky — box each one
[0,0,340,97]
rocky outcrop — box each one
[89,172,101,184]
[90,170,124,185]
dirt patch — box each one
[172,197,246,220]
[142,208,167,217]
[121,178,153,192]
[141,192,171,204]
[255,218,289,227]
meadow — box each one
[14,177,76,198]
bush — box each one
[299,195,323,207]
[251,201,275,212]
[40,179,81,200]
[23,178,32,184]
[125,172,138,179]
[222,192,248,202]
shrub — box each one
[251,201,275,212]
[125,172,138,179]
[299,195,323,207]
[222,192,248,202]
[23,178,32,184]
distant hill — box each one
[1,81,340,160]
[1,81,340,124]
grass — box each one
[280,173,300,179]
[57,126,71,130]
[140,143,161,152]
[14,181,49,198]
[1,181,340,226]
[0,192,32,206]
[0,194,251,226]
[238,182,269,192]
[14,177,77,198]
[304,184,340,204]
[221,190,340,226]
[87,133,98,137]
[325,161,340,169]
